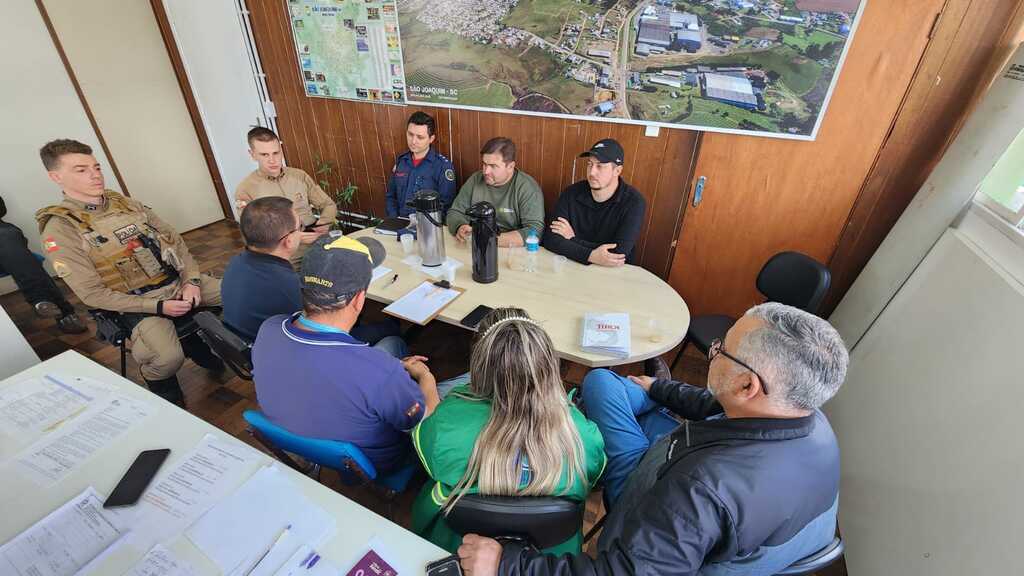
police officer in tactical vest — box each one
[35,139,224,406]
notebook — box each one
[373,217,411,236]
[580,313,631,358]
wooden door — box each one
[669,0,946,318]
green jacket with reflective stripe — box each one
[410,384,606,554]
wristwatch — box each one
[187,278,201,287]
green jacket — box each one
[446,170,545,242]
[411,385,606,554]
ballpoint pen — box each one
[386,273,399,287]
[244,524,291,575]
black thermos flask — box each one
[466,201,498,284]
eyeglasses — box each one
[709,338,769,395]
[277,223,302,244]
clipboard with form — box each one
[383,281,464,325]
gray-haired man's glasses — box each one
[709,338,769,396]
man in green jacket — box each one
[446,137,544,248]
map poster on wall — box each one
[287,0,406,103]
[398,0,865,140]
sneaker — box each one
[57,312,88,334]
[643,355,672,381]
[34,301,62,318]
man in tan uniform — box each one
[235,127,337,264]
[35,139,223,407]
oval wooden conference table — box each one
[351,228,690,367]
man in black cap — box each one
[251,234,441,473]
[542,139,646,267]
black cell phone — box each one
[103,448,170,508]
[425,555,462,576]
[460,304,494,330]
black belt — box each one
[130,274,179,296]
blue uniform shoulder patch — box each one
[445,168,455,181]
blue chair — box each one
[242,410,417,502]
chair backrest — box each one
[242,410,377,483]
[194,311,253,380]
[775,536,844,575]
[445,494,584,550]
[756,252,831,314]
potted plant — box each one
[313,154,379,233]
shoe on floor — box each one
[643,355,672,381]
[57,312,88,334]
[34,301,62,318]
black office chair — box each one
[194,311,253,380]
[445,495,584,550]
[671,251,831,371]
[775,536,845,575]
[89,307,222,377]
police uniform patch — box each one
[43,237,59,253]
[444,169,455,182]
[113,224,141,244]
[53,261,71,278]
[405,401,422,419]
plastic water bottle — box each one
[524,231,539,272]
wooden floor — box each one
[2,219,845,573]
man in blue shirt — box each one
[221,197,303,341]
[385,111,456,217]
[223,197,399,343]
[252,235,441,472]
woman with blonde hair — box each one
[411,307,606,554]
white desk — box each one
[0,351,445,575]
[355,228,691,367]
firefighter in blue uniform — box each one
[385,111,457,217]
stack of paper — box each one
[580,313,632,358]
[0,487,128,576]
[128,433,264,549]
[186,465,335,576]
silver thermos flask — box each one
[407,190,446,267]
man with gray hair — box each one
[458,302,849,575]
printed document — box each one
[187,465,335,576]
[128,433,264,548]
[124,544,197,576]
[0,374,112,439]
[383,280,462,324]
[13,394,153,485]
[0,487,127,576]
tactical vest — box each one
[36,192,177,293]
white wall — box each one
[41,0,224,233]
[830,44,1024,347]
[827,210,1024,574]
[162,0,272,221]
[0,306,40,379]
[0,2,118,295]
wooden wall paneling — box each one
[823,0,1024,314]
[630,132,672,263]
[538,117,567,214]
[642,131,701,277]
[667,0,946,318]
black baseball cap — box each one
[579,139,624,165]
[301,234,385,305]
